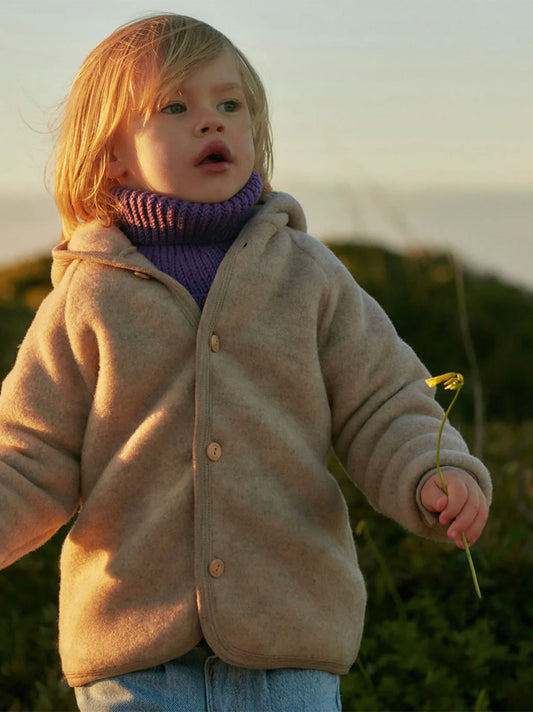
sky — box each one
[1,0,532,288]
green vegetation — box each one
[0,244,531,711]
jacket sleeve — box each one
[0,266,91,568]
[319,258,491,539]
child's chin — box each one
[192,180,247,204]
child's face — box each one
[107,48,256,203]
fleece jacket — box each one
[0,190,491,686]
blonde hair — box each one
[52,14,273,238]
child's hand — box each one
[421,470,489,548]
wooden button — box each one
[210,334,220,352]
[133,271,151,280]
[206,442,222,461]
[209,559,225,578]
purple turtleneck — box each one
[113,172,263,308]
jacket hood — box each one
[51,223,139,288]
[50,190,307,288]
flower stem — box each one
[434,381,482,600]
[435,387,462,494]
[462,533,482,600]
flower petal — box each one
[425,372,464,390]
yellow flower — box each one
[425,372,464,391]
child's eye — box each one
[218,100,242,113]
[162,102,186,115]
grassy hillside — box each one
[0,245,531,711]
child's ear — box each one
[106,148,127,180]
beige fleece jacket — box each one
[0,191,491,686]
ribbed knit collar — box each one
[113,171,263,246]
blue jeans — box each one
[74,646,342,712]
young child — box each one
[0,14,491,712]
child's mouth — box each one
[195,141,232,167]
[201,153,226,164]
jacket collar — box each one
[51,190,307,289]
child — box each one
[0,13,490,712]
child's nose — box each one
[195,110,224,136]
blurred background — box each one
[1,0,532,288]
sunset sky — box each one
[1,0,531,287]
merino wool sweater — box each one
[113,172,263,308]
[0,189,492,686]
